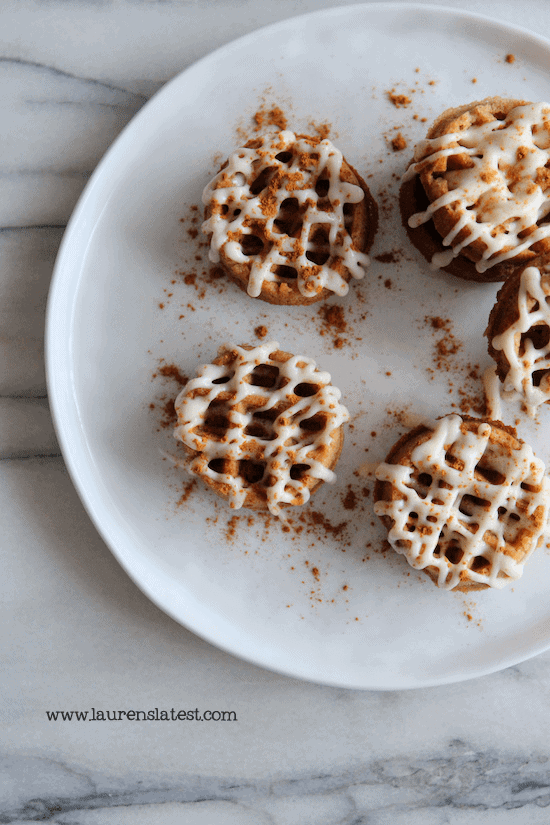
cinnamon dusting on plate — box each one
[387,90,412,108]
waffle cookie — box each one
[173,342,349,516]
[202,131,378,305]
[374,414,550,591]
[486,262,550,415]
[400,98,550,282]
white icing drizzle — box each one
[404,103,550,272]
[491,264,550,415]
[202,131,370,297]
[374,414,550,590]
[482,365,505,422]
[173,342,349,516]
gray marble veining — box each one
[3,745,550,823]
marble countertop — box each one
[4,1,550,822]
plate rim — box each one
[45,1,550,690]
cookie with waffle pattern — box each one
[374,414,550,592]
[202,131,378,305]
[173,342,349,516]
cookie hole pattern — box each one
[249,166,276,195]
[240,234,264,257]
[294,382,320,397]
[208,458,226,474]
[471,555,491,572]
[476,465,506,486]
[459,493,491,516]
[521,480,540,492]
[243,421,276,441]
[271,265,298,280]
[519,323,550,354]
[444,544,464,564]
[244,407,282,442]
[306,250,330,265]
[275,151,293,163]
[395,539,411,551]
[254,408,280,423]
[290,463,310,481]
[299,414,326,432]
[342,201,355,232]
[273,197,303,236]
[248,364,280,388]
[315,178,330,198]
[239,459,266,484]
[532,368,550,387]
[202,400,230,437]
[445,452,465,471]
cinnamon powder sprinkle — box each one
[342,488,357,510]
[159,398,177,430]
[424,315,462,372]
[176,479,196,506]
[226,516,240,541]
[309,121,331,140]
[505,53,516,64]
[254,325,268,339]
[391,133,407,151]
[307,510,347,537]
[318,304,346,332]
[387,90,412,108]
[254,106,288,132]
[158,365,189,386]
[374,250,400,264]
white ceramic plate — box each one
[46,3,550,689]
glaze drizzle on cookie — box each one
[374,414,550,589]
[174,342,349,516]
[490,264,550,415]
[202,131,370,298]
[404,103,550,272]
